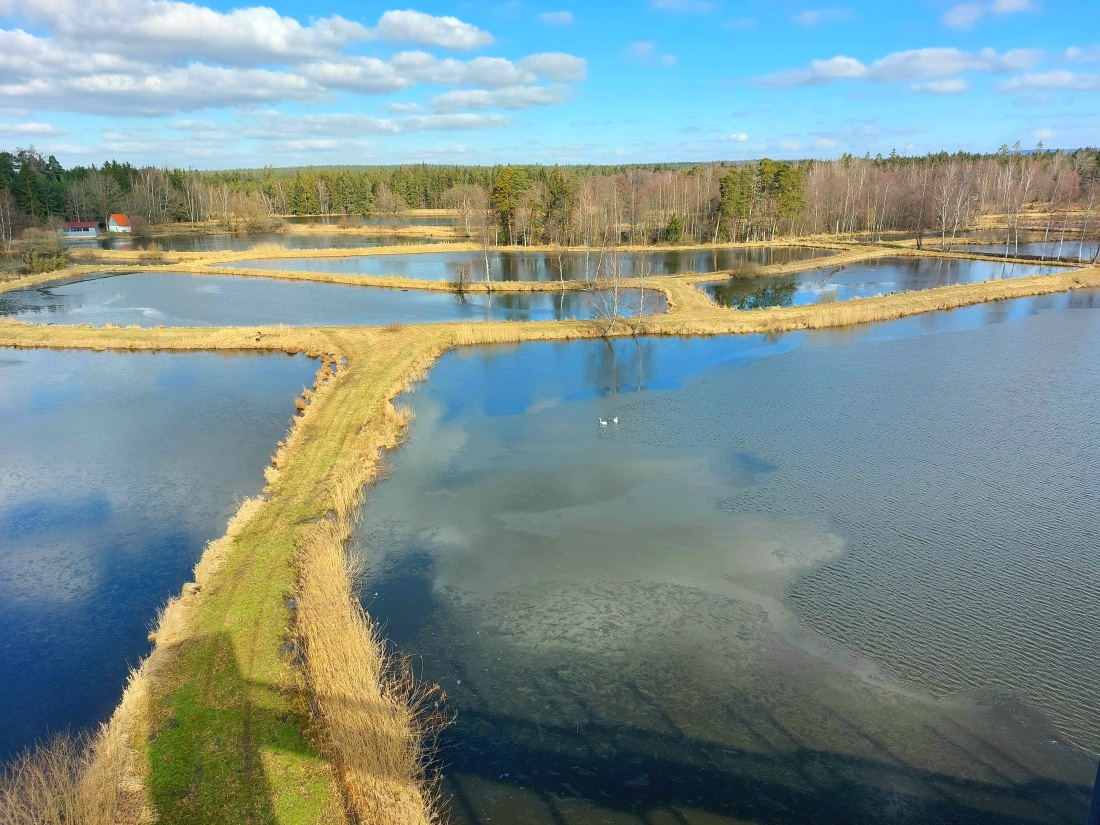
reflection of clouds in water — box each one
[0,536,102,604]
[193,284,221,294]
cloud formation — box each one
[943,0,1034,29]
[994,70,1100,93]
[0,4,584,117]
[793,8,853,26]
[430,86,574,112]
[756,47,1038,88]
[373,10,493,50]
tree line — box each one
[2,145,1099,255]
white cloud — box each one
[0,55,322,116]
[912,78,969,94]
[628,41,678,68]
[384,101,423,114]
[246,110,513,138]
[374,10,493,50]
[995,70,1100,92]
[0,0,369,65]
[0,121,65,136]
[1034,127,1056,139]
[794,8,852,26]
[300,57,412,95]
[943,0,1034,29]
[0,3,588,124]
[726,132,749,141]
[520,53,587,81]
[0,20,586,117]
[757,47,1039,88]
[430,85,574,112]
[537,11,574,25]
[1066,46,1100,63]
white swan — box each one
[612,416,619,424]
[599,418,608,426]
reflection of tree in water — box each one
[583,337,655,395]
[709,278,799,310]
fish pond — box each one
[961,240,1098,262]
[703,254,1068,309]
[0,348,318,759]
[356,290,1100,824]
[0,273,664,327]
[221,246,836,282]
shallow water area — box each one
[356,289,1100,824]
[703,254,1070,308]
[222,245,836,281]
[0,348,318,759]
[0,272,664,326]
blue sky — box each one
[0,0,1096,168]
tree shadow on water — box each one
[432,680,1094,825]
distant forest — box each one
[2,145,1099,253]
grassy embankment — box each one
[1,250,1098,824]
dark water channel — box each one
[0,273,664,327]
[356,290,1100,824]
[0,349,318,759]
[222,246,836,282]
[704,255,1069,309]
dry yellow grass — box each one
[1,247,1098,825]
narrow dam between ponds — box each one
[355,289,1100,825]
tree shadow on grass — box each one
[145,631,332,824]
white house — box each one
[60,221,100,239]
[107,213,132,233]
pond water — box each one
[0,273,664,327]
[704,255,1067,309]
[356,289,1100,824]
[0,349,318,760]
[284,215,459,227]
[963,240,1098,262]
[222,246,837,282]
[77,232,440,253]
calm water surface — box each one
[0,273,664,327]
[963,240,1098,261]
[224,246,836,281]
[0,349,317,759]
[356,290,1100,824]
[705,254,1069,308]
[285,215,459,227]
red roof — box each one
[109,213,131,226]
[64,221,99,229]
